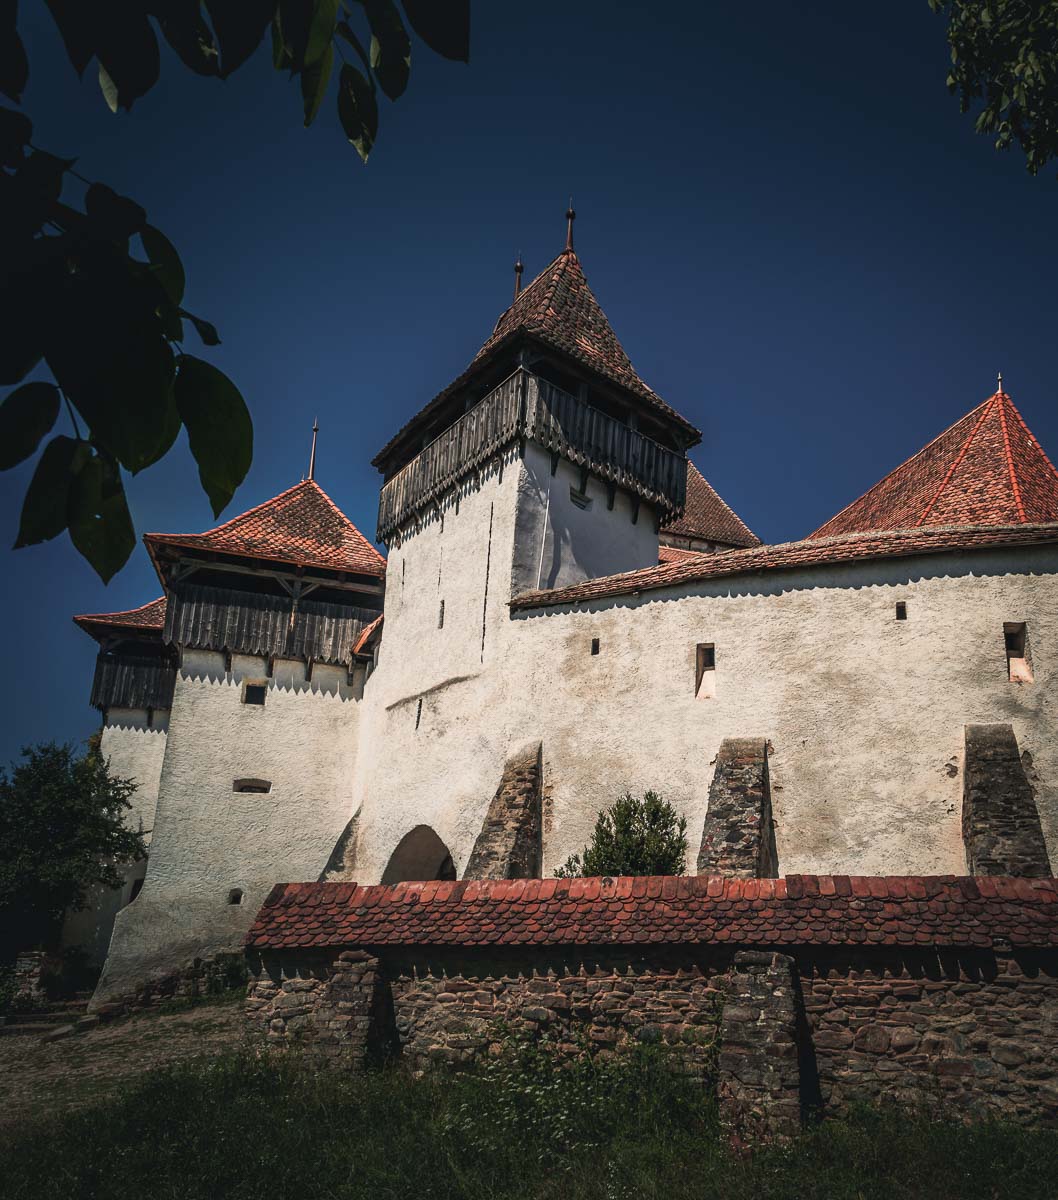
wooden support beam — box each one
[606,483,616,511]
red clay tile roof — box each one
[73,596,167,642]
[476,250,697,438]
[658,545,704,565]
[372,249,701,469]
[661,462,760,548]
[145,480,385,579]
[511,521,1058,610]
[246,875,1058,951]
[353,614,383,655]
[811,390,1058,539]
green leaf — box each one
[85,183,148,242]
[0,11,28,102]
[336,20,372,74]
[14,434,85,548]
[204,0,274,77]
[338,62,379,162]
[401,0,469,62]
[141,225,186,307]
[305,0,339,66]
[0,105,32,168]
[302,42,334,126]
[156,2,220,76]
[94,13,161,110]
[98,62,119,113]
[174,354,253,516]
[43,0,96,76]
[0,381,61,470]
[179,309,221,346]
[66,450,136,581]
[363,0,411,100]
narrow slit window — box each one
[233,778,271,794]
[1005,622,1033,683]
[590,637,600,656]
[243,683,266,706]
[227,888,243,906]
[696,643,716,698]
[438,599,445,629]
[895,602,907,621]
[415,697,423,730]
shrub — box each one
[556,790,688,877]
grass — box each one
[2,1045,1057,1200]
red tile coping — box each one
[145,479,385,579]
[661,462,760,548]
[245,875,1058,952]
[73,596,167,642]
[811,390,1058,539]
[510,521,1058,610]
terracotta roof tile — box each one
[811,391,1058,539]
[373,250,700,468]
[145,480,385,578]
[511,521,1058,610]
[246,875,1058,951]
[353,614,383,655]
[73,596,167,642]
[658,545,704,565]
[661,462,760,548]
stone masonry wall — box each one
[963,724,1052,877]
[798,948,1058,1123]
[385,949,722,1077]
[697,738,777,877]
[463,742,543,880]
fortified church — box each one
[71,213,1058,1088]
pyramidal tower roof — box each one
[661,461,760,548]
[145,479,386,578]
[810,387,1058,539]
[73,595,168,643]
[474,248,695,435]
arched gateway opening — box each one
[381,825,457,884]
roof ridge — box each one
[996,393,1025,522]
[915,393,997,526]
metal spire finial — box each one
[997,370,1004,394]
[565,197,576,252]
[307,416,319,481]
[513,251,524,300]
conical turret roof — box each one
[810,388,1058,539]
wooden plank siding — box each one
[90,654,177,712]
[376,370,687,542]
[164,584,378,668]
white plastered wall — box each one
[92,653,362,1005]
[352,521,1058,885]
[62,709,168,966]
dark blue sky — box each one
[2,3,1056,766]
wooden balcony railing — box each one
[376,370,686,541]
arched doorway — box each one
[380,825,457,884]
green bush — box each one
[556,790,688,877]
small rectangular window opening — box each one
[438,598,445,629]
[895,602,907,621]
[570,487,593,511]
[1005,622,1033,683]
[243,683,267,706]
[590,637,600,656]
[695,643,716,699]
[233,778,271,794]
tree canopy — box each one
[0,2,469,582]
[931,1,1058,176]
[0,741,146,959]
[556,792,688,879]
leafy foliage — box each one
[0,2,469,581]
[0,742,146,960]
[556,790,688,878]
[931,1,1058,176]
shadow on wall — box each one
[380,825,457,884]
